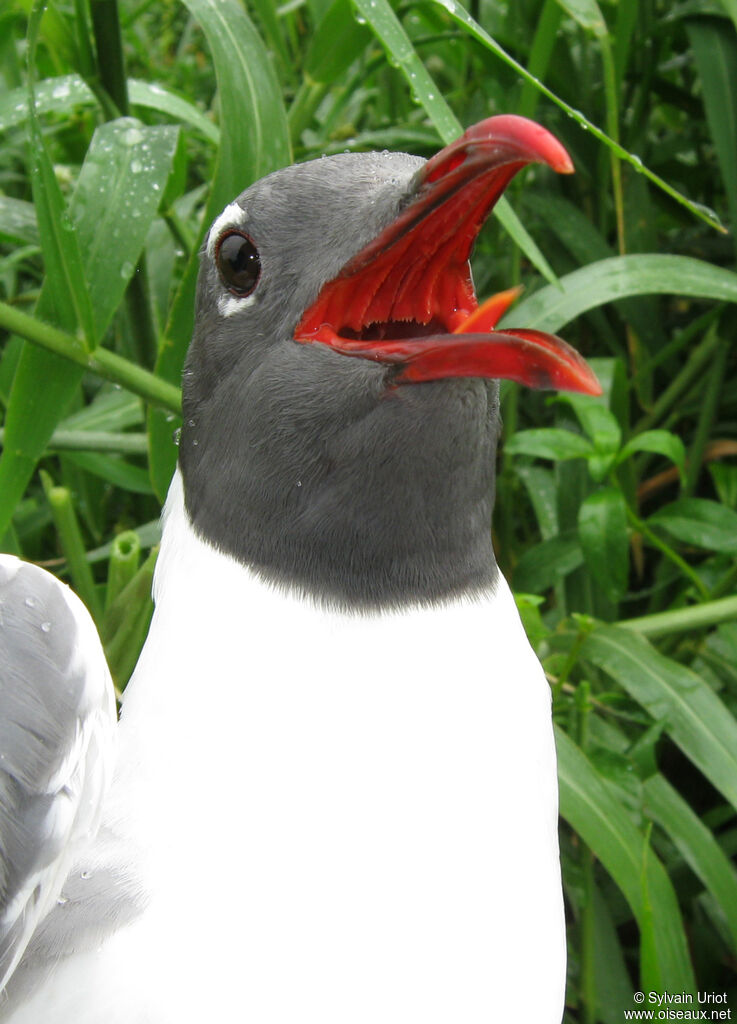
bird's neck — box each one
[178,379,500,610]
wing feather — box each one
[0,556,116,991]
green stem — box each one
[288,79,329,144]
[601,35,625,256]
[0,300,181,414]
[101,546,157,692]
[626,504,710,600]
[40,471,103,622]
[105,529,141,609]
[126,258,159,368]
[710,560,737,602]
[685,337,728,496]
[89,0,129,115]
[163,209,196,259]
[575,679,597,1024]
[0,427,148,454]
[619,595,737,637]
[554,618,595,698]
[635,327,720,433]
[517,0,562,119]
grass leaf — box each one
[556,727,696,992]
[577,487,629,602]
[504,255,737,334]
[648,498,737,554]
[644,773,737,955]
[582,626,737,812]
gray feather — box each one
[0,557,116,991]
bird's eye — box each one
[215,231,261,297]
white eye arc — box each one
[206,202,246,258]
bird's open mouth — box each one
[294,115,601,395]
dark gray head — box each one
[179,118,600,609]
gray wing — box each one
[0,555,116,991]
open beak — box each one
[294,115,601,396]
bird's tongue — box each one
[295,115,601,396]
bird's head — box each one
[180,116,599,609]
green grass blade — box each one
[63,451,153,494]
[517,0,563,118]
[503,254,737,334]
[305,0,372,84]
[0,74,221,144]
[0,74,93,133]
[556,727,696,992]
[352,0,459,138]
[582,626,737,812]
[0,197,38,246]
[577,486,629,603]
[177,0,292,218]
[27,18,96,347]
[715,0,737,33]
[60,389,143,432]
[248,0,292,77]
[73,118,179,338]
[644,773,737,955]
[591,883,634,1024]
[553,0,608,36]
[128,79,220,143]
[687,19,737,242]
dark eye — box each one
[215,230,261,296]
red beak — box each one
[295,115,601,397]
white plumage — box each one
[1,470,565,1022]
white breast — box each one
[6,470,565,1024]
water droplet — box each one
[691,201,722,227]
[173,427,182,446]
[24,596,37,608]
[40,621,51,633]
[296,480,302,487]
[192,439,199,446]
[188,419,196,427]
[57,896,68,905]
[80,870,92,880]
[124,127,144,146]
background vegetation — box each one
[1,0,736,1017]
